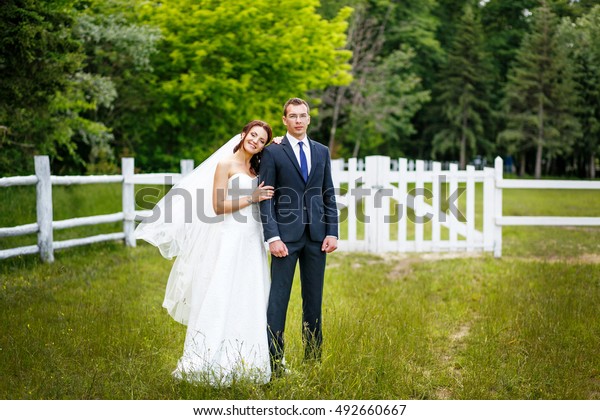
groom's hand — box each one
[269,240,289,258]
[322,236,338,253]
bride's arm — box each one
[213,161,246,215]
[212,161,273,215]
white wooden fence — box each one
[1,155,599,262]
[331,156,600,257]
[331,156,496,254]
[491,156,600,257]
[0,156,193,262]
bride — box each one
[135,120,275,385]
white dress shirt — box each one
[285,132,312,174]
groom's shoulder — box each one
[309,138,329,153]
[264,142,284,153]
[266,141,284,148]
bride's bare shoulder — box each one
[214,157,234,178]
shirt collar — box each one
[286,132,308,148]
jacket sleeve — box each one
[322,149,339,238]
[259,146,280,241]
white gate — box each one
[331,156,496,254]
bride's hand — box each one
[272,136,283,144]
[252,181,274,203]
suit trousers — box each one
[267,227,327,369]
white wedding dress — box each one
[135,136,271,386]
[172,173,271,385]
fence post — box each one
[365,156,389,253]
[483,167,495,252]
[414,160,425,252]
[466,165,475,252]
[35,155,54,263]
[122,157,136,247]
[431,161,442,251]
[494,157,503,258]
[180,159,195,176]
[449,163,459,251]
[347,157,358,248]
[397,158,408,252]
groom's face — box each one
[283,104,310,139]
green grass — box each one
[1,184,599,399]
[0,183,169,250]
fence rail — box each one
[331,156,495,254]
[492,156,600,257]
[0,156,193,262]
[1,155,599,262]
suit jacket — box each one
[259,135,338,243]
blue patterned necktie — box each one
[298,141,308,182]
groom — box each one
[259,97,338,376]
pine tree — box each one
[558,5,600,178]
[498,0,580,178]
[431,3,492,169]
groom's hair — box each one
[283,98,310,116]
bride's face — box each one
[242,126,269,155]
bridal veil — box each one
[135,134,241,325]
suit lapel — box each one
[282,136,305,182]
[307,137,319,182]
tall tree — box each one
[383,0,443,159]
[337,47,430,158]
[140,0,352,170]
[431,3,493,168]
[558,5,600,178]
[73,0,161,173]
[316,0,434,158]
[0,0,82,175]
[317,0,389,156]
[499,1,581,178]
[479,0,539,85]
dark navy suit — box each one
[259,135,338,369]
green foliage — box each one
[498,1,581,178]
[0,0,83,175]
[2,0,600,177]
[315,0,433,158]
[72,0,162,174]
[138,0,352,169]
[431,3,493,168]
[0,0,157,175]
[479,0,539,84]
[384,0,443,71]
[558,5,600,178]
[337,48,430,157]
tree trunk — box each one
[352,138,361,158]
[460,108,468,170]
[591,152,597,179]
[519,153,526,177]
[535,99,544,179]
[535,142,543,179]
[328,86,346,156]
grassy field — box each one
[0,184,599,399]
